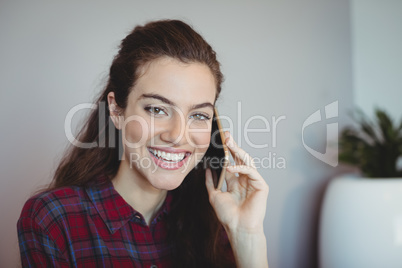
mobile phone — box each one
[205,108,230,190]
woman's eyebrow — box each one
[140,94,175,105]
[140,93,214,110]
[190,102,214,110]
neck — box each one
[112,158,167,226]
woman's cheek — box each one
[123,117,150,146]
[187,120,212,151]
[190,131,211,152]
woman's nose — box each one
[159,115,188,146]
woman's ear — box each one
[107,92,123,130]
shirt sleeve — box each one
[17,216,69,268]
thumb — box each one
[205,168,218,198]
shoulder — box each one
[19,186,87,226]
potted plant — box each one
[338,108,402,177]
[319,108,402,268]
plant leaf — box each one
[375,108,396,144]
[339,107,402,178]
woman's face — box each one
[116,57,217,191]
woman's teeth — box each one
[149,148,186,162]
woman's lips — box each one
[148,147,191,170]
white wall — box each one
[351,0,402,119]
[0,1,353,267]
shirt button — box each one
[150,265,157,268]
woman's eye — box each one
[190,113,210,121]
[145,106,166,115]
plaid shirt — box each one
[17,178,176,268]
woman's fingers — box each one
[205,168,219,197]
[227,165,268,190]
[227,165,263,183]
[225,132,255,168]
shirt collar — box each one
[85,176,173,234]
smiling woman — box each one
[109,58,216,193]
[17,20,269,268]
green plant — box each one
[339,108,402,177]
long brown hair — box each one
[51,20,233,267]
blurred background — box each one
[0,0,400,267]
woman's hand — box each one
[205,131,269,233]
[205,131,269,267]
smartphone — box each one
[205,108,230,190]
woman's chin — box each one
[151,181,182,191]
[149,175,186,191]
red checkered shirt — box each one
[17,178,178,267]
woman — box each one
[17,19,269,267]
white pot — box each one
[319,175,402,268]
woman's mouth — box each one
[148,147,191,170]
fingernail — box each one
[225,138,231,146]
[228,136,234,147]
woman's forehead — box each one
[129,57,217,107]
